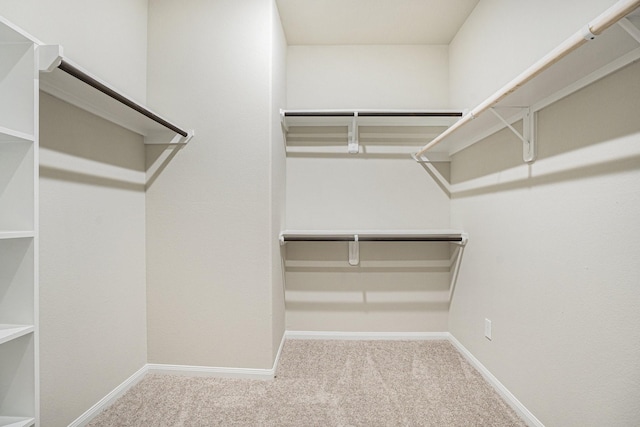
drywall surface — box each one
[0,0,148,102]
[284,158,453,332]
[449,61,640,426]
[287,44,449,109]
[271,0,287,359]
[39,93,147,426]
[146,0,280,369]
[285,42,453,331]
[449,0,618,109]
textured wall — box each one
[0,0,148,101]
[287,45,449,109]
[449,59,640,426]
[284,43,453,332]
[145,0,284,369]
[448,0,617,109]
[271,0,288,360]
[39,93,147,427]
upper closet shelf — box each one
[280,229,468,244]
[281,109,462,157]
[414,0,640,163]
[38,45,194,145]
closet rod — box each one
[414,0,640,157]
[284,111,462,118]
[282,236,463,242]
[58,60,189,138]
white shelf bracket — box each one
[618,17,640,44]
[347,112,359,154]
[280,109,289,132]
[38,44,63,72]
[348,235,359,266]
[489,107,536,163]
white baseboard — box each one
[68,364,148,427]
[68,335,287,426]
[448,334,544,427]
[148,332,287,380]
[68,332,541,427]
[272,330,286,374]
[146,363,275,380]
[285,330,450,340]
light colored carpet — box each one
[88,340,526,426]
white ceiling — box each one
[276,0,480,45]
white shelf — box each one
[0,231,35,240]
[0,417,35,427]
[282,110,462,127]
[38,47,193,145]
[417,8,640,159]
[0,127,34,143]
[282,110,461,159]
[280,229,467,243]
[0,325,34,346]
[0,16,38,426]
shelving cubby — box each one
[0,16,38,427]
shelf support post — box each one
[347,112,359,154]
[489,107,536,163]
[349,234,359,266]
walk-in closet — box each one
[1,1,639,426]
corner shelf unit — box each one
[1,12,196,426]
[0,16,39,427]
[414,1,640,163]
[281,110,462,159]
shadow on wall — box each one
[285,124,450,159]
[447,61,640,198]
[284,241,455,314]
[39,92,185,190]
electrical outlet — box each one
[485,318,492,340]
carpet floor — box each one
[88,340,526,426]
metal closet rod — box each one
[58,60,189,138]
[284,111,463,117]
[282,236,463,242]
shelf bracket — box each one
[38,44,63,72]
[489,107,536,163]
[618,17,640,44]
[347,112,359,154]
[348,234,359,266]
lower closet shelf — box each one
[0,325,34,346]
[0,416,35,427]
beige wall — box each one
[287,44,449,109]
[449,0,617,109]
[39,93,147,427]
[271,0,287,359]
[0,2,150,425]
[449,59,640,427]
[284,43,453,332]
[0,0,148,102]
[145,0,284,369]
